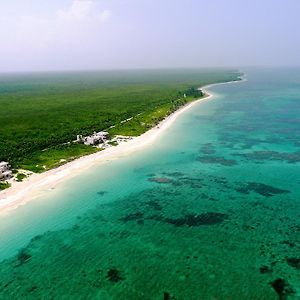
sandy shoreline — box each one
[0,79,245,214]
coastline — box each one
[0,78,245,214]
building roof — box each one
[2,171,12,176]
[0,161,9,167]
[96,131,109,136]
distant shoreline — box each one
[0,77,245,215]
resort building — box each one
[77,131,110,146]
[0,161,12,181]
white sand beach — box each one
[0,79,244,214]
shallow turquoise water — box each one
[0,68,300,299]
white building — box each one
[0,161,12,181]
[77,131,110,146]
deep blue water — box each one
[0,68,299,299]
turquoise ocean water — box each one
[0,68,299,299]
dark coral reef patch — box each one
[200,143,216,155]
[150,212,228,227]
[197,156,237,166]
[16,248,32,266]
[149,173,204,189]
[286,257,300,269]
[106,268,125,283]
[235,150,300,163]
[119,212,144,222]
[164,291,177,300]
[97,191,107,196]
[145,200,162,211]
[259,265,273,274]
[236,182,290,197]
[270,278,295,299]
[148,177,172,184]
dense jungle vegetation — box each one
[0,69,241,172]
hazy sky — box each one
[1,0,300,71]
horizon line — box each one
[1,65,300,75]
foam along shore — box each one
[0,79,244,215]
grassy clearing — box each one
[16,173,27,182]
[0,182,10,190]
[19,144,101,173]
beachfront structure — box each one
[0,161,12,181]
[77,131,110,146]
